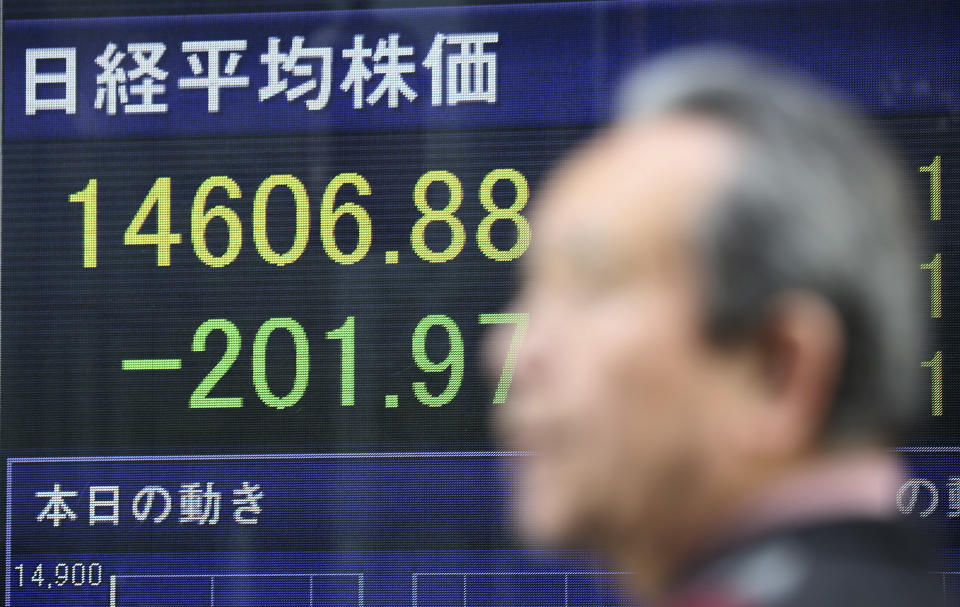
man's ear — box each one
[748,292,845,456]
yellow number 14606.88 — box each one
[67,169,530,268]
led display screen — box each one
[3,2,959,605]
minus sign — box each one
[122,358,182,371]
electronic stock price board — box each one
[2,1,959,606]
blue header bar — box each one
[4,2,959,141]
[8,451,960,558]
[8,453,515,552]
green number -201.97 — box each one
[188,314,527,410]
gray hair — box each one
[618,48,924,445]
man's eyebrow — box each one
[562,233,612,266]
[559,233,645,284]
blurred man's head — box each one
[499,49,922,590]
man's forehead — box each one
[536,116,741,249]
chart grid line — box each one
[410,571,635,607]
[107,572,364,607]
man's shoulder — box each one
[661,519,942,607]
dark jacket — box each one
[659,519,943,607]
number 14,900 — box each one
[184,313,527,410]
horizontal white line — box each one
[10,447,953,464]
[8,451,528,464]
[116,573,362,579]
[413,571,631,576]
